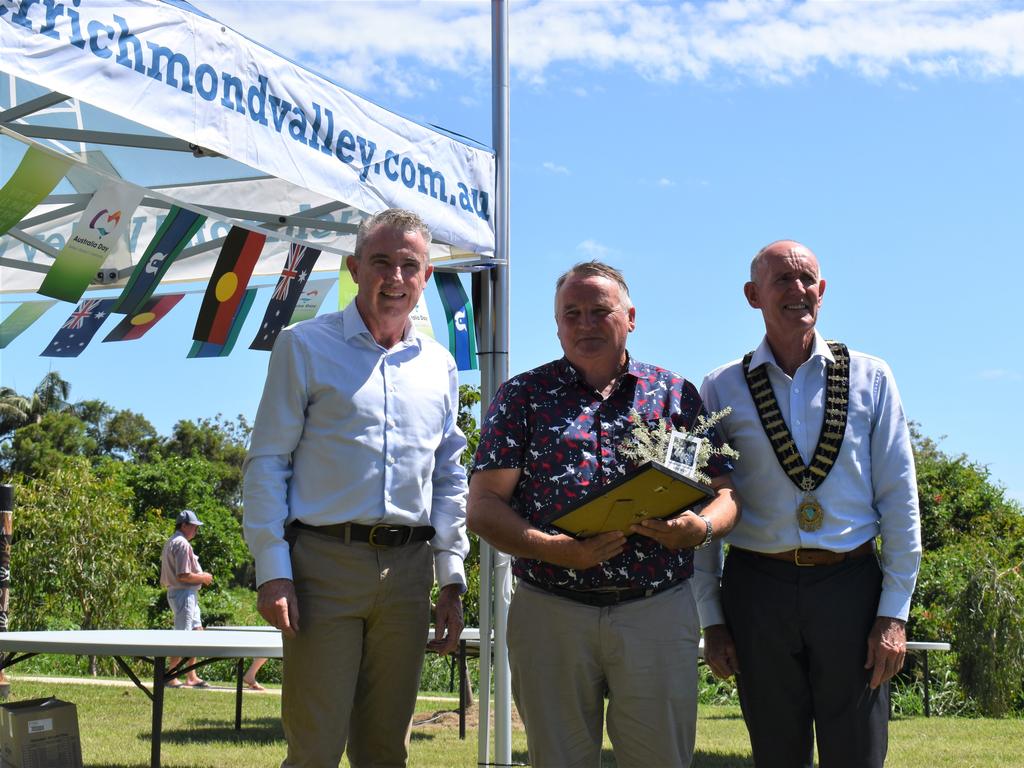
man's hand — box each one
[200,571,213,587]
[428,584,465,656]
[549,530,627,570]
[703,624,741,679]
[865,615,906,689]
[630,511,705,550]
[257,578,300,639]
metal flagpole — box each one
[490,0,513,764]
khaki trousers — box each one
[281,528,434,768]
[508,580,700,768]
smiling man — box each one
[243,208,469,768]
[469,261,739,767]
[697,240,922,768]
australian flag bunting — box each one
[249,242,322,351]
[434,272,478,371]
[41,298,116,357]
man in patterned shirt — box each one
[468,261,740,767]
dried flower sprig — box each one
[618,407,739,485]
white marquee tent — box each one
[1,0,514,763]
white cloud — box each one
[206,1,1024,92]
[577,239,610,258]
[543,161,570,175]
[978,369,1024,382]
[657,177,676,187]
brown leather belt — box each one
[734,539,875,567]
[290,520,435,548]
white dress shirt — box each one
[694,332,921,624]
[242,300,469,590]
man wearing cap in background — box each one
[160,509,214,688]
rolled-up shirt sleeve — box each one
[870,363,922,621]
[243,328,309,587]
[429,360,470,591]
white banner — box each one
[0,0,495,255]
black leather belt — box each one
[522,576,682,607]
[291,520,435,548]
[732,539,875,567]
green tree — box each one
[11,457,162,671]
[0,386,36,439]
[162,415,250,512]
[2,411,97,477]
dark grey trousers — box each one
[722,547,889,768]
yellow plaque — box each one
[547,461,715,538]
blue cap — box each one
[176,509,203,526]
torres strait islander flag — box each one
[434,271,478,371]
[112,206,206,315]
[41,298,116,357]
[102,293,185,343]
[193,226,266,344]
[249,242,322,351]
[188,288,258,358]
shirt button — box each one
[387,456,396,465]
[387,419,396,428]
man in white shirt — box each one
[243,208,469,767]
[697,240,921,768]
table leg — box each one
[151,656,165,768]
[458,640,467,741]
[235,658,244,730]
[923,651,931,718]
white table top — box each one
[0,629,282,659]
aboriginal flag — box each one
[102,293,184,342]
[192,226,266,344]
[188,288,257,358]
[41,298,116,357]
[249,242,322,351]
[112,206,205,315]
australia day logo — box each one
[89,208,122,237]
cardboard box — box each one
[0,697,82,768]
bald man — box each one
[695,241,921,768]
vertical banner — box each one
[193,227,266,344]
[188,288,258,358]
[248,242,322,350]
[435,272,478,370]
[0,300,57,349]
[112,205,207,315]
[0,485,11,636]
[37,180,144,302]
[103,293,185,342]
[337,264,358,309]
[0,146,72,237]
[41,298,116,357]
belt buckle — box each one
[368,524,410,549]
[793,548,816,567]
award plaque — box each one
[546,460,715,537]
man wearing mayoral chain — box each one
[696,240,921,767]
[470,261,740,767]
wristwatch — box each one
[694,513,713,550]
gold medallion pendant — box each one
[797,494,824,532]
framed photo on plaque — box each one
[545,460,715,537]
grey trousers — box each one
[508,580,700,768]
[280,528,434,768]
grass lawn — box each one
[3,678,1022,767]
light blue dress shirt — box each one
[242,300,469,590]
[695,332,921,624]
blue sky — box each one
[2,0,1022,502]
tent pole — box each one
[491,0,513,764]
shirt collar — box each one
[556,351,638,388]
[750,330,834,372]
[341,300,418,349]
